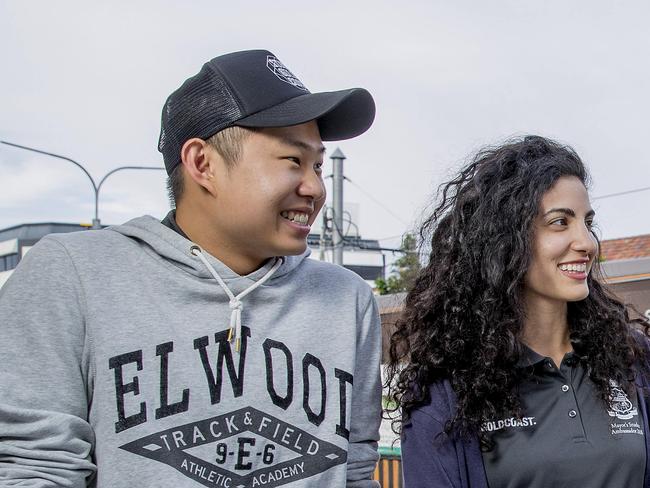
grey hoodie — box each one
[0,216,382,487]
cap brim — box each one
[236,88,375,141]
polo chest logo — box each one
[607,381,643,436]
[120,407,347,487]
[607,384,638,420]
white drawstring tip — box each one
[191,248,282,355]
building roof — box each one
[0,222,93,242]
[601,234,650,261]
[306,233,381,251]
[600,257,650,283]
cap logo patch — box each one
[266,56,308,91]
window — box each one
[0,254,19,272]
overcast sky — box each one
[2,1,650,256]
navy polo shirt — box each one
[482,346,646,488]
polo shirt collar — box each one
[515,342,583,368]
[516,344,546,368]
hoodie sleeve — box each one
[0,236,96,487]
[345,292,382,488]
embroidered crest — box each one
[607,383,637,420]
[266,56,308,91]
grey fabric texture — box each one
[0,216,382,487]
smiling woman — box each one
[522,175,599,360]
[385,135,650,488]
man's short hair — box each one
[166,126,256,207]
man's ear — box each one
[180,138,219,197]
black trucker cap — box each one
[158,49,376,174]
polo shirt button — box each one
[568,409,577,418]
[562,385,570,392]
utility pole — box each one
[319,207,328,261]
[330,148,346,265]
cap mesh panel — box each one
[158,64,243,173]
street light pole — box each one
[93,166,166,228]
[1,139,98,201]
[1,140,164,229]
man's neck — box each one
[161,210,190,240]
[175,203,266,276]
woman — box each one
[386,136,650,487]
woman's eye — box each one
[314,162,323,173]
[585,219,594,228]
[286,157,300,165]
[550,218,567,226]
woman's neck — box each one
[521,294,571,367]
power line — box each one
[343,176,411,226]
[316,207,411,254]
[377,234,408,242]
[593,186,650,201]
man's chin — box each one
[281,241,308,257]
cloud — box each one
[0,156,79,207]
[2,0,650,240]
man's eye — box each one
[314,162,323,172]
[286,157,300,165]
[585,219,595,228]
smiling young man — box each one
[175,122,327,275]
[0,50,382,488]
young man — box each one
[0,50,382,487]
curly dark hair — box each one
[386,135,649,445]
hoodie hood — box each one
[108,215,310,282]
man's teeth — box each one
[559,263,587,272]
[281,211,309,224]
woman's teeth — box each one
[281,211,309,225]
[559,263,587,273]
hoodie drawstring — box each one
[190,245,282,352]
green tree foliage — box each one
[375,233,421,295]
